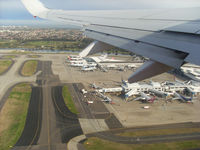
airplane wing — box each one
[21,0,200,83]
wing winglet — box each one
[21,0,49,18]
[128,60,172,83]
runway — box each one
[12,61,83,150]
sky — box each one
[0,0,200,27]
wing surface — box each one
[21,0,200,82]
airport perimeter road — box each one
[87,131,200,144]
[13,61,82,150]
[87,122,200,144]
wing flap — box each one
[86,25,200,54]
[128,60,172,83]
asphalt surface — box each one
[51,86,83,143]
[15,87,43,146]
[13,61,83,150]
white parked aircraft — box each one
[173,92,193,103]
[148,89,169,98]
[21,0,200,83]
[70,61,87,67]
[67,55,83,61]
[81,66,97,71]
[134,92,156,103]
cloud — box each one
[0,0,24,10]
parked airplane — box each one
[22,0,200,83]
[68,55,83,61]
[70,61,87,67]
[81,66,97,71]
[173,92,193,103]
[148,89,169,98]
[86,62,97,67]
[90,83,100,89]
[134,92,156,103]
[96,91,113,103]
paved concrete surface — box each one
[68,135,86,150]
[79,119,109,134]
[0,55,38,110]
[0,53,199,149]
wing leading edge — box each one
[21,0,200,82]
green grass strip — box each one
[2,55,16,59]
[119,128,200,137]
[62,86,78,114]
[0,60,12,74]
[84,137,200,150]
[0,83,31,150]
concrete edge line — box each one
[67,135,87,150]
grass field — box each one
[0,83,32,150]
[0,60,12,74]
[2,55,16,59]
[84,137,200,150]
[62,86,78,114]
[0,40,84,51]
[119,128,200,137]
[28,55,40,58]
[21,60,38,76]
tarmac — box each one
[0,55,38,111]
[0,53,199,150]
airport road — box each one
[13,61,82,150]
[87,131,200,144]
